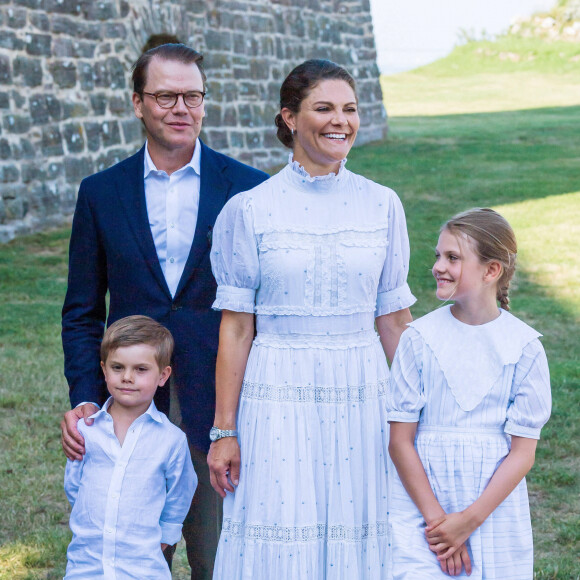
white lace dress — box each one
[387,306,552,579]
[210,159,416,579]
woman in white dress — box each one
[208,59,416,579]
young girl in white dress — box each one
[387,208,551,579]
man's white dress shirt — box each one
[64,398,197,579]
[144,141,201,297]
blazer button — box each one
[171,304,182,311]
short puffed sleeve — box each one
[375,189,416,317]
[386,327,425,422]
[210,193,260,313]
[505,339,552,439]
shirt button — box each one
[169,257,175,263]
[170,222,175,228]
[106,528,113,534]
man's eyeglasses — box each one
[142,91,206,109]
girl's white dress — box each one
[210,159,415,579]
[387,305,551,579]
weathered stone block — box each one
[29,11,49,30]
[245,131,262,149]
[0,138,10,159]
[223,106,237,126]
[229,131,244,148]
[0,55,11,83]
[78,61,95,90]
[238,104,253,127]
[64,122,85,153]
[49,60,77,88]
[100,120,121,148]
[17,138,35,159]
[90,92,107,115]
[61,100,90,119]
[204,103,222,126]
[64,155,94,182]
[45,0,83,15]
[206,129,228,150]
[249,59,270,80]
[30,94,51,123]
[108,95,131,115]
[10,89,25,108]
[13,56,43,86]
[0,164,19,182]
[26,33,52,56]
[0,31,24,51]
[82,0,118,20]
[84,121,101,151]
[104,23,126,39]
[95,147,125,172]
[13,0,46,8]
[6,7,27,28]
[205,30,233,52]
[20,162,44,183]
[4,115,31,134]
[0,92,9,108]
[121,119,143,145]
[41,125,64,156]
[107,57,126,90]
[47,161,63,179]
[3,186,27,220]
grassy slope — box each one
[349,31,580,580]
[0,30,579,580]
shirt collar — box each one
[143,139,201,178]
[90,396,164,424]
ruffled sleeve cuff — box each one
[387,410,421,423]
[159,521,183,545]
[504,421,542,440]
[212,285,256,313]
[375,283,416,317]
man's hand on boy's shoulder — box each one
[61,403,99,461]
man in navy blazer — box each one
[61,44,268,579]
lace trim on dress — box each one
[222,518,388,544]
[241,379,388,403]
[257,225,388,237]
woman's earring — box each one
[291,128,294,136]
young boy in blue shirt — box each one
[64,315,197,579]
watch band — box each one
[210,426,238,441]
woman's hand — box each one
[208,437,241,498]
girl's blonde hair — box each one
[442,208,517,310]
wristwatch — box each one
[209,426,238,442]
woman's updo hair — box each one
[275,59,357,149]
[442,208,518,311]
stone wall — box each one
[0,0,386,242]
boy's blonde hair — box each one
[100,315,174,368]
[442,208,517,311]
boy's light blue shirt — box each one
[64,397,197,579]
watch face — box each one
[209,427,219,441]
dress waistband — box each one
[254,329,379,349]
[417,425,506,436]
[256,312,376,336]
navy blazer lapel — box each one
[118,146,172,299]
[175,141,231,298]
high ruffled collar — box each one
[283,154,348,193]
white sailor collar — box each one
[410,305,541,411]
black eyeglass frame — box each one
[142,91,206,109]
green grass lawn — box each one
[1,33,579,579]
